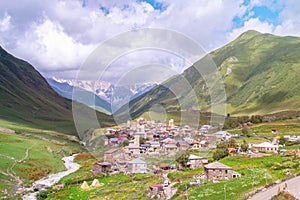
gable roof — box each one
[164,144,177,148]
[189,154,206,160]
[128,158,146,164]
[105,148,119,154]
[162,138,176,144]
[96,162,111,166]
[253,142,278,148]
[214,131,230,135]
[149,184,163,189]
[204,162,232,170]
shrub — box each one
[36,190,48,200]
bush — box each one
[36,190,48,200]
[241,127,252,137]
[175,151,190,168]
[213,149,229,160]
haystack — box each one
[80,181,90,190]
[91,179,102,187]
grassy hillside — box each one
[0,46,115,135]
[0,122,85,198]
[116,30,300,120]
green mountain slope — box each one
[116,30,300,118]
[0,46,115,134]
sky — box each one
[0,0,300,81]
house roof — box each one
[200,140,207,144]
[253,142,278,148]
[135,131,146,135]
[214,131,230,135]
[97,162,111,166]
[160,164,168,168]
[164,144,177,148]
[189,154,206,160]
[204,162,232,170]
[150,141,160,145]
[149,184,163,189]
[162,138,176,144]
[128,143,139,148]
[105,148,119,154]
[178,141,189,146]
[128,158,146,164]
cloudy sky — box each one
[0,0,300,81]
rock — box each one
[80,181,90,190]
[91,179,102,188]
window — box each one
[225,170,228,174]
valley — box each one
[0,24,300,200]
[0,116,297,200]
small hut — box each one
[149,184,164,196]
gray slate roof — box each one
[204,162,232,170]
[128,158,146,164]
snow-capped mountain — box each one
[48,77,157,111]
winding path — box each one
[249,176,300,200]
[163,173,177,200]
[0,147,32,195]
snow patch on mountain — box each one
[49,77,157,110]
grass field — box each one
[0,119,81,144]
[46,172,163,200]
[172,154,300,200]
[0,119,84,198]
[229,119,300,137]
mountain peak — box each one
[238,30,262,40]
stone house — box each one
[177,141,190,151]
[104,148,122,163]
[251,142,279,153]
[189,141,201,150]
[187,154,208,169]
[148,184,164,197]
[204,162,233,181]
[163,144,177,152]
[127,158,147,173]
[92,162,111,175]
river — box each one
[22,154,80,200]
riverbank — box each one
[22,154,80,200]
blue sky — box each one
[233,1,284,29]
[137,0,167,11]
[0,0,299,79]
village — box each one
[81,117,300,199]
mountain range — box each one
[47,77,157,113]
[1,30,300,133]
[115,30,300,119]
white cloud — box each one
[0,0,300,81]
[0,13,11,32]
[0,0,245,79]
[274,0,300,36]
[14,19,95,72]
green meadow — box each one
[171,154,300,200]
[0,120,83,197]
